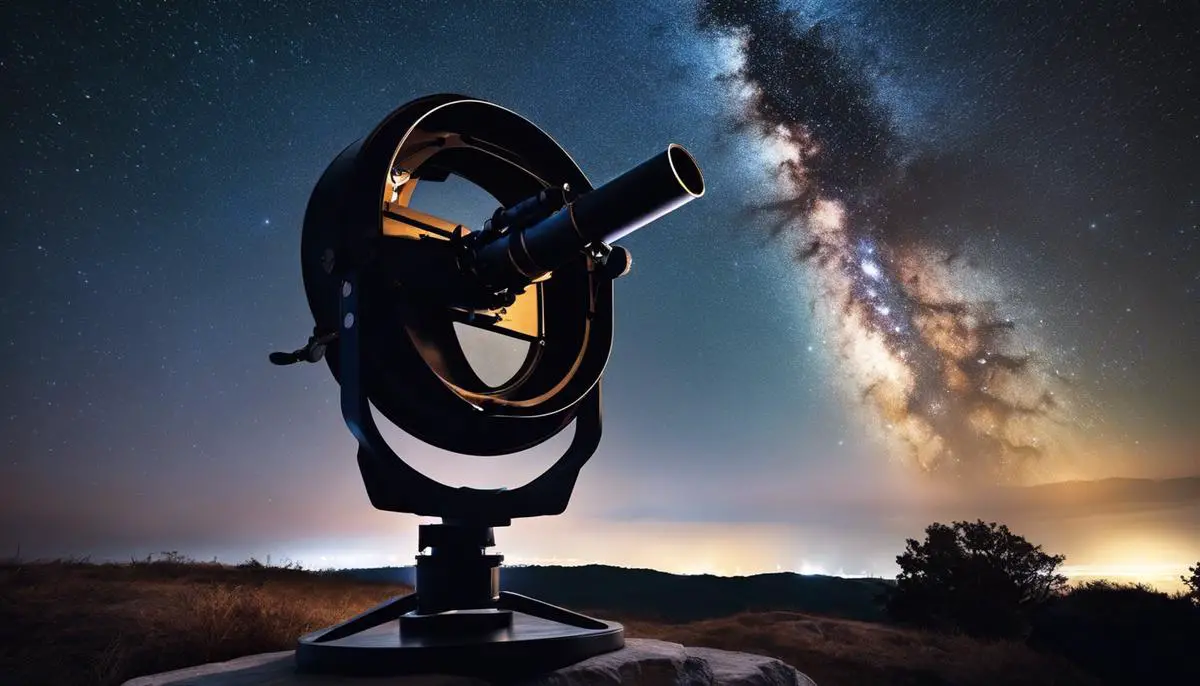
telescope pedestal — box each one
[296,523,624,678]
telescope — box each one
[272,94,703,677]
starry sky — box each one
[2,0,1197,586]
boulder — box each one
[121,639,816,686]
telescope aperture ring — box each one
[301,95,615,455]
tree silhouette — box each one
[885,520,1068,638]
[1184,561,1200,603]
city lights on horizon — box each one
[172,547,1191,594]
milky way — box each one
[697,0,1077,481]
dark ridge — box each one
[333,564,892,623]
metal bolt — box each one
[342,281,352,297]
[343,312,355,329]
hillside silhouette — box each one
[336,564,892,623]
[991,476,1200,513]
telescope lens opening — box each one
[406,172,497,230]
[668,144,705,197]
[453,322,531,389]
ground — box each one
[0,560,1095,686]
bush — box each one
[237,557,266,570]
[885,520,1067,638]
[1029,580,1200,684]
[1183,561,1200,603]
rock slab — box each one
[121,639,816,686]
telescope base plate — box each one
[296,591,624,678]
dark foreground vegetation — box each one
[2,528,1197,686]
[881,521,1200,684]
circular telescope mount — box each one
[273,93,704,678]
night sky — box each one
[3,1,1197,586]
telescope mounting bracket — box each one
[337,265,606,525]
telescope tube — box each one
[470,144,703,289]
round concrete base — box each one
[121,638,817,686]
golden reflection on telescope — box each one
[380,191,543,341]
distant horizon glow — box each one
[33,545,1190,594]
[22,505,1193,595]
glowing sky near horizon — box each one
[1,0,1197,590]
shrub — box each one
[885,520,1067,639]
[1029,580,1200,684]
[1183,561,1200,603]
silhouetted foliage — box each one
[236,557,266,570]
[1029,580,1200,685]
[1183,561,1200,603]
[885,520,1067,638]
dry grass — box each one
[0,558,411,686]
[0,560,1097,686]
[619,611,1097,686]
